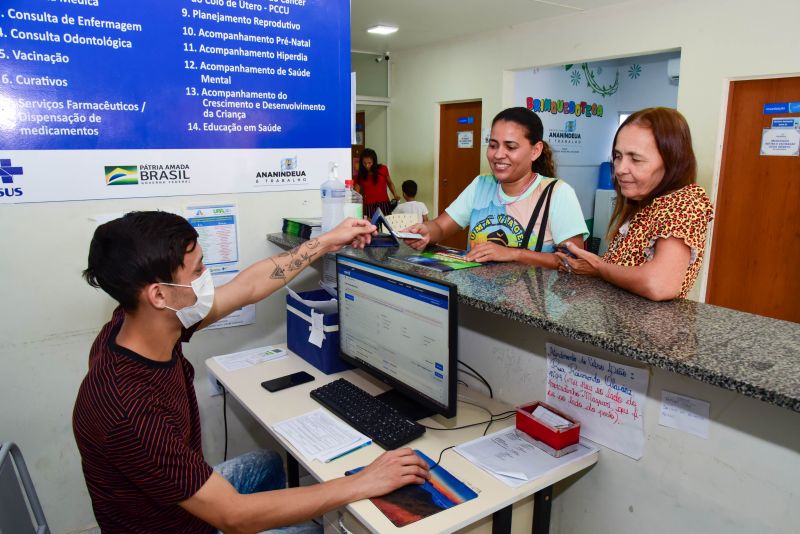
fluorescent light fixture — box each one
[367,25,398,35]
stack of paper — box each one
[455,427,598,488]
[213,346,287,372]
[273,409,372,463]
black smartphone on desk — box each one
[261,371,315,392]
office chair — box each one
[0,442,50,534]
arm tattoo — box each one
[269,239,323,282]
[269,258,287,281]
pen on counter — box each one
[325,441,372,463]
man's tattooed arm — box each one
[269,239,323,284]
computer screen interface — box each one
[336,255,456,418]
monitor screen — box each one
[336,255,457,418]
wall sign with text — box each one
[0,0,350,203]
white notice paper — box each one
[760,128,800,156]
[185,204,240,269]
[457,130,474,148]
[545,343,648,459]
[213,346,287,372]
[455,427,598,488]
[659,390,710,439]
[273,409,371,462]
[186,204,255,329]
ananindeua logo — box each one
[105,166,139,186]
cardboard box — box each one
[286,289,352,374]
[516,401,580,457]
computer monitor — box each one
[336,254,457,419]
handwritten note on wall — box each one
[546,343,648,459]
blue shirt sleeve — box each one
[444,176,481,228]
[550,181,589,244]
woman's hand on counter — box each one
[464,242,520,263]
[556,241,602,277]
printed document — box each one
[213,346,287,372]
[455,427,598,487]
[273,409,371,463]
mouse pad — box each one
[346,450,478,527]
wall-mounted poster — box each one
[0,0,350,203]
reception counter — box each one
[267,232,800,414]
[267,233,799,534]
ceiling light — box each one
[367,25,398,35]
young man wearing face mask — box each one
[73,211,430,534]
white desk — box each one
[206,348,598,534]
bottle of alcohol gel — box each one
[343,179,363,220]
[320,162,345,233]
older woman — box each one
[404,107,588,268]
[557,107,714,301]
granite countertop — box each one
[267,233,800,413]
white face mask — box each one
[161,269,215,328]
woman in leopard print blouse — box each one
[556,108,714,300]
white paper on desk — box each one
[659,390,710,439]
[213,346,287,372]
[455,427,599,488]
[273,409,370,462]
[286,287,338,315]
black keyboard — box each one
[310,378,425,450]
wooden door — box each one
[706,77,800,323]
[351,111,365,179]
[439,101,482,248]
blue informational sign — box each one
[457,116,474,124]
[771,118,800,128]
[1,0,351,204]
[2,0,350,150]
[764,102,789,114]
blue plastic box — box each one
[286,289,352,374]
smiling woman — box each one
[556,107,714,301]
[401,107,588,269]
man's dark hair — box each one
[83,211,198,311]
[401,180,417,197]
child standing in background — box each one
[394,180,429,222]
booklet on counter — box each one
[392,245,483,272]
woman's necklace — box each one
[496,173,538,205]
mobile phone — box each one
[558,246,577,259]
[260,371,315,392]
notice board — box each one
[0,0,350,203]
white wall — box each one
[359,104,389,167]
[388,0,800,299]
[511,52,680,221]
[0,192,322,532]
